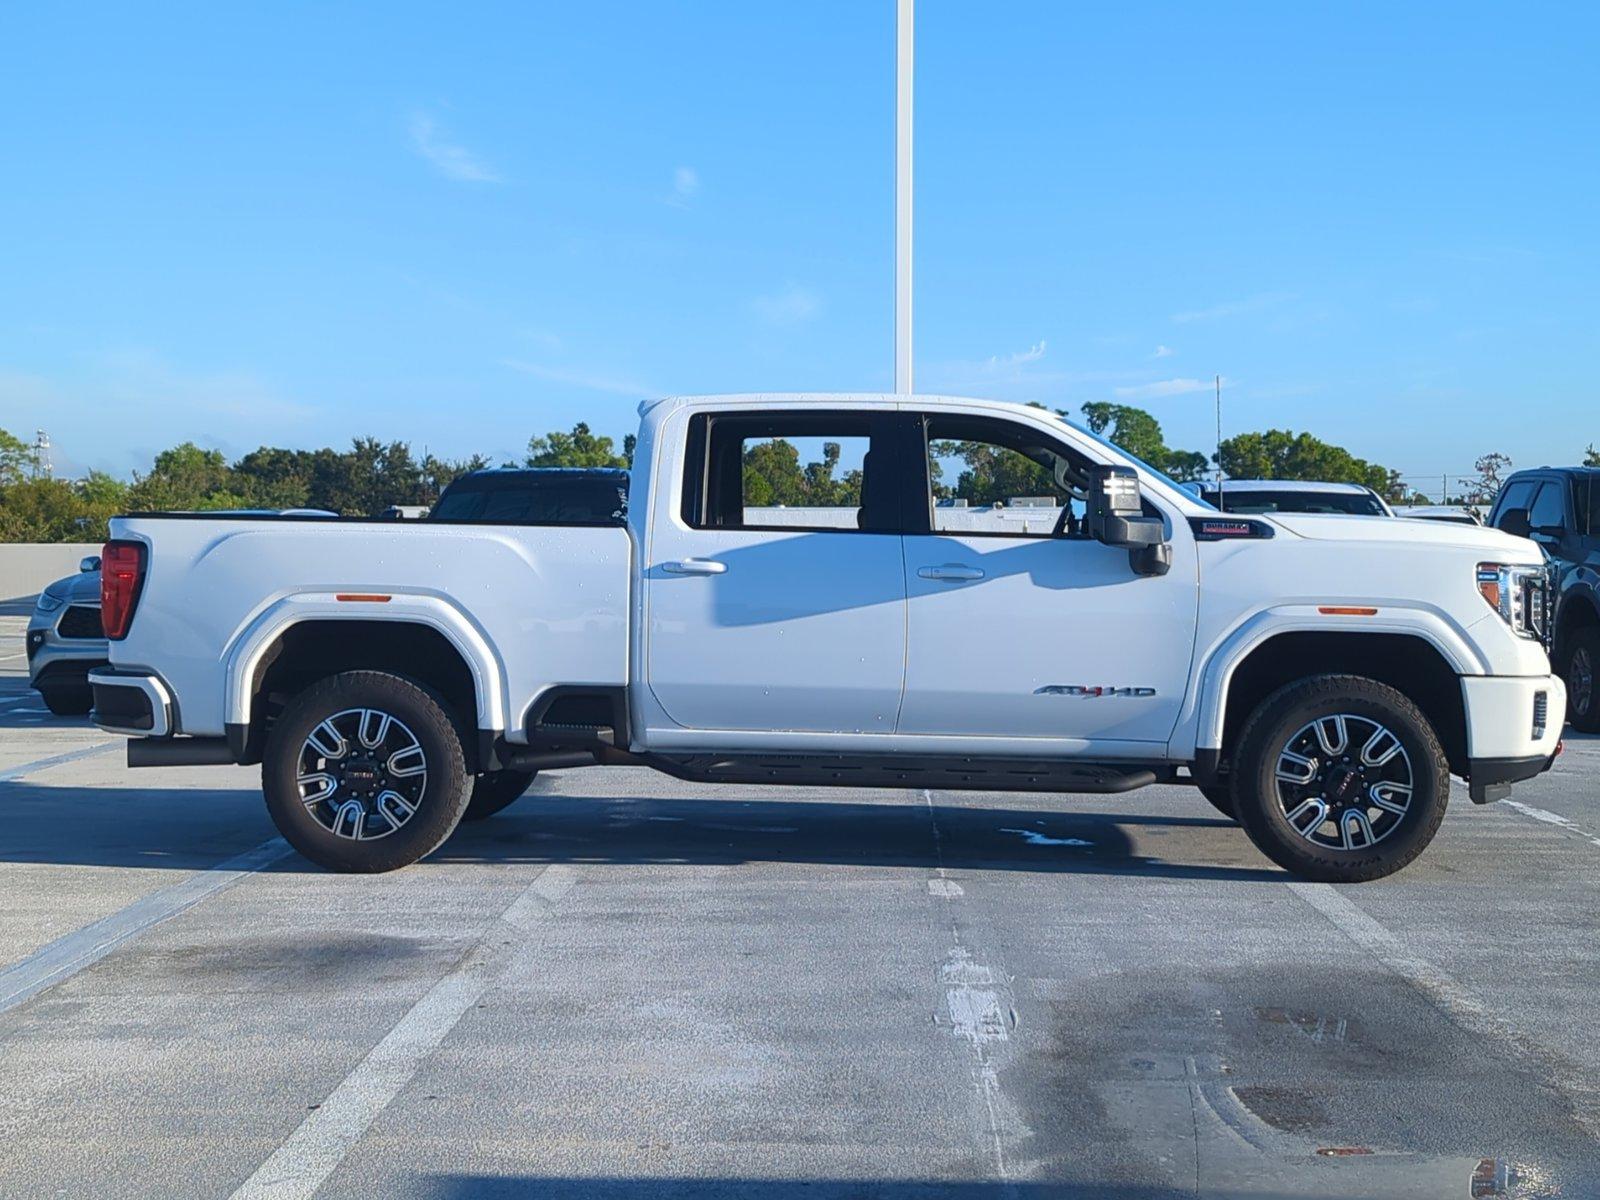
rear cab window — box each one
[679,411,900,533]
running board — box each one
[646,753,1168,795]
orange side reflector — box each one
[1318,606,1377,616]
[335,594,392,603]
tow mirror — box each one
[79,555,101,573]
[1086,464,1170,576]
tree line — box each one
[1,416,1592,543]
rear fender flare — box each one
[222,592,506,732]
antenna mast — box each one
[1213,375,1223,511]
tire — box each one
[462,769,537,821]
[39,686,93,716]
[1562,626,1600,733]
[262,670,472,873]
[1198,783,1236,820]
[1231,674,1449,883]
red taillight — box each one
[100,540,146,640]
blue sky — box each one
[3,2,1595,495]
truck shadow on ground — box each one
[0,781,1281,881]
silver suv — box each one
[25,557,108,716]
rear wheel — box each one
[462,769,537,821]
[1563,626,1600,733]
[262,670,471,873]
[1198,783,1236,820]
[38,685,93,716]
[1232,675,1449,882]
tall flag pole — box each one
[895,0,914,395]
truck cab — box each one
[88,394,1565,882]
[1489,466,1600,731]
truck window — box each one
[1529,481,1566,531]
[1493,478,1538,523]
[921,414,1086,538]
[1584,475,1600,537]
[681,411,898,533]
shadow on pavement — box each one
[0,779,1279,881]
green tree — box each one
[1216,429,1397,495]
[1457,452,1512,506]
[126,443,251,512]
[526,422,629,469]
[0,427,32,487]
[1584,444,1599,468]
[1079,402,1209,482]
[0,479,91,542]
[933,440,1057,506]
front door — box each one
[897,410,1198,749]
[645,408,908,733]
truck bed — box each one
[108,514,632,740]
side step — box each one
[648,754,1168,795]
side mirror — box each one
[79,555,101,573]
[1497,508,1531,539]
[1086,464,1170,576]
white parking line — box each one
[1502,800,1600,850]
[1288,881,1600,1139]
[229,864,577,1200]
[0,837,293,1014]
[0,741,120,783]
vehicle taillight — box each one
[101,540,146,640]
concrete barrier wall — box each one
[0,544,102,601]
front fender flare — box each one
[1186,605,1485,753]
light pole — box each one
[895,0,913,395]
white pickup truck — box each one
[90,393,1564,881]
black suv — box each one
[1488,467,1600,731]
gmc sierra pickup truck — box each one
[89,393,1564,882]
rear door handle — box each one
[918,564,984,582]
[662,559,728,576]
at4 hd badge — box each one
[1035,685,1157,698]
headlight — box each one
[1476,562,1547,641]
[34,592,65,614]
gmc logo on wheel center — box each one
[1035,685,1158,698]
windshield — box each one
[1045,412,1216,510]
[1201,488,1386,516]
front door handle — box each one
[918,564,985,582]
[662,559,728,576]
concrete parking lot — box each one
[3,611,1599,1198]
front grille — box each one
[57,605,104,640]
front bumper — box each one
[88,669,173,738]
[1461,673,1565,803]
[26,608,109,690]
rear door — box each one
[645,408,908,733]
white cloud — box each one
[1171,292,1293,324]
[1113,377,1211,400]
[673,166,699,199]
[409,112,500,183]
[1152,344,1173,358]
[987,340,1046,368]
[501,358,656,399]
[752,283,821,327]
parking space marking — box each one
[0,741,120,783]
[1288,881,1600,1140]
[1503,800,1600,850]
[0,837,293,1014]
[229,864,577,1200]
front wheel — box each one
[262,670,471,873]
[1231,675,1449,882]
[1563,626,1600,733]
